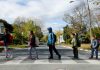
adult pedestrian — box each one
[71,33,80,59]
[89,35,99,59]
[47,27,61,60]
[28,31,38,59]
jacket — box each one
[71,37,77,47]
[47,32,55,45]
[91,39,99,49]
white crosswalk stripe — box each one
[0,56,99,65]
[0,46,100,65]
[4,56,27,64]
[84,60,100,64]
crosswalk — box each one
[0,55,100,65]
[0,46,100,65]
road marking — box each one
[4,56,27,64]
[80,49,84,51]
[34,59,51,64]
[56,68,65,70]
[84,50,89,52]
[1,59,100,65]
[61,60,77,64]
[85,60,100,64]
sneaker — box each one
[89,57,93,59]
[48,57,53,59]
[35,57,39,59]
[96,57,98,59]
[72,57,79,60]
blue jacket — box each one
[47,32,55,45]
[91,39,98,48]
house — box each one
[0,19,13,34]
[0,19,13,46]
[0,22,4,34]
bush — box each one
[13,38,21,45]
[0,48,4,52]
[13,37,28,45]
[65,38,72,44]
[10,45,28,48]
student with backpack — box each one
[89,35,99,59]
[3,29,13,58]
[47,27,61,60]
[28,31,38,59]
[71,33,80,59]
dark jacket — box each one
[30,35,36,47]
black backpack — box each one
[76,38,81,47]
[97,39,100,48]
[54,33,57,43]
[51,33,57,43]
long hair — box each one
[30,31,35,36]
[5,28,9,34]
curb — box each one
[63,46,90,52]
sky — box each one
[0,0,84,34]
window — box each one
[1,26,4,34]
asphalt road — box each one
[0,45,100,70]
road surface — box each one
[0,45,100,70]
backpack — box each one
[76,38,81,47]
[54,33,57,43]
[35,37,39,46]
[51,33,57,43]
[47,33,57,46]
[97,39,100,48]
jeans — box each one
[29,47,38,58]
[4,42,9,58]
[4,45,8,57]
[91,48,98,58]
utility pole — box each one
[22,32,23,44]
[86,0,92,42]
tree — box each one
[41,35,48,42]
[63,6,90,43]
[63,0,100,44]
[55,30,63,43]
[12,17,43,44]
[63,25,73,44]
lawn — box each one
[0,44,28,52]
[80,44,91,50]
[64,44,100,51]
